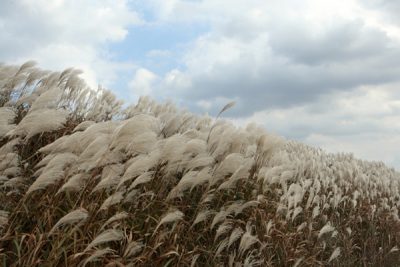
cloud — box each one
[230,83,400,168]
[147,0,400,117]
[0,0,141,87]
[129,68,158,100]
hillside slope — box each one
[0,62,399,266]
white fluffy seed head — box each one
[318,222,335,239]
[328,247,341,262]
[84,229,124,252]
[49,208,88,235]
[11,108,68,139]
[27,152,77,194]
[154,210,184,234]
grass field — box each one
[0,62,399,266]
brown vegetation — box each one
[0,62,399,266]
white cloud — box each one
[129,68,158,99]
[0,0,141,87]
[230,84,400,168]
[147,1,399,117]
[164,69,192,91]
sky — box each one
[1,0,400,170]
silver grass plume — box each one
[84,229,124,252]
[49,208,88,235]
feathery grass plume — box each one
[0,210,9,228]
[287,183,304,209]
[69,121,120,154]
[160,134,188,174]
[129,171,154,190]
[328,247,341,262]
[1,177,24,189]
[126,131,158,155]
[0,175,8,185]
[297,222,307,232]
[58,173,90,193]
[184,139,207,156]
[154,210,184,234]
[84,229,124,252]
[100,212,129,231]
[95,149,125,167]
[167,170,199,200]
[38,133,83,158]
[100,191,125,210]
[192,209,216,227]
[123,241,143,258]
[35,154,57,173]
[305,186,315,209]
[291,206,303,222]
[239,223,259,257]
[186,154,215,171]
[201,192,216,204]
[215,237,229,257]
[77,134,111,169]
[228,227,244,248]
[110,114,159,152]
[119,152,159,188]
[80,247,115,267]
[17,60,37,74]
[211,209,229,229]
[0,152,18,171]
[49,208,88,235]
[389,246,399,254]
[235,200,259,216]
[226,201,244,216]
[318,222,335,239]
[215,221,233,242]
[84,120,120,136]
[210,153,244,187]
[190,167,212,191]
[243,252,262,267]
[293,257,304,267]
[208,123,236,160]
[98,89,124,120]
[73,121,95,132]
[160,112,183,137]
[27,152,77,194]
[11,108,68,139]
[218,160,253,191]
[38,135,71,155]
[92,164,124,193]
[0,138,19,155]
[3,166,21,177]
[123,189,139,204]
[207,101,236,143]
[0,107,15,138]
[14,91,36,108]
[29,87,62,112]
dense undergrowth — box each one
[0,61,399,266]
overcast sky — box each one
[1,0,400,169]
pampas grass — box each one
[84,229,124,252]
[49,208,88,235]
[0,62,399,266]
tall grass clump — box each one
[0,61,399,266]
